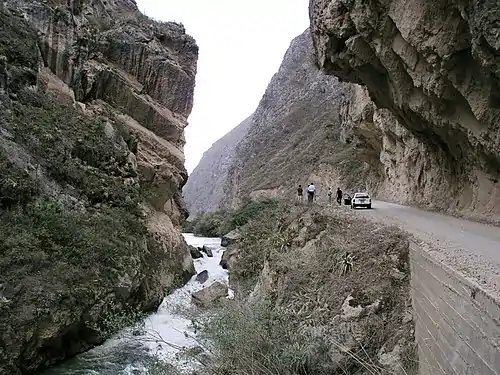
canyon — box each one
[186,1,500,224]
[1,0,499,373]
[184,2,500,374]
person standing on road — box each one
[336,187,343,205]
[297,184,303,203]
[307,183,316,204]
[327,187,332,204]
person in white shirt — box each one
[307,183,316,204]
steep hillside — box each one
[223,29,382,209]
[0,1,197,373]
[184,115,253,215]
[310,0,500,223]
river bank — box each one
[39,234,228,375]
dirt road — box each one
[352,200,500,296]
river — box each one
[40,234,228,375]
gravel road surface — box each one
[351,200,500,298]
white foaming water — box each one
[137,234,232,371]
[40,234,229,375]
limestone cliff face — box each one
[224,29,381,208]
[310,0,500,222]
[184,115,253,215]
[0,1,197,373]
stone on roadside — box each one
[390,268,406,281]
[189,245,203,259]
[192,282,228,308]
[196,270,209,284]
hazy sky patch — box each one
[135,0,309,172]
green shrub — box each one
[185,198,284,237]
[0,156,39,208]
[0,198,146,284]
[192,211,228,237]
[5,91,140,209]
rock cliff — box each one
[183,115,253,215]
[186,29,397,212]
[0,1,197,373]
[223,29,381,208]
[310,0,500,222]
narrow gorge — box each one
[186,1,500,224]
[1,0,499,374]
[183,2,500,374]
[0,0,197,373]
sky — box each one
[135,0,310,173]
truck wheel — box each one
[367,204,372,209]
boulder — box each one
[220,247,239,270]
[220,229,241,247]
[195,270,209,284]
[189,246,203,259]
[200,245,213,257]
[192,282,228,308]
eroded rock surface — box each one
[0,1,197,373]
[310,0,500,222]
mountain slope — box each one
[0,1,197,372]
[187,29,389,212]
[184,115,253,215]
[223,29,380,208]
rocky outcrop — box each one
[310,0,500,222]
[183,115,253,215]
[0,1,197,373]
[220,229,241,248]
[221,204,416,374]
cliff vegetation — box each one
[0,0,198,372]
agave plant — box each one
[340,251,356,275]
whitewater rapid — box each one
[40,234,229,375]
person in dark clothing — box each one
[336,187,343,205]
[297,185,303,202]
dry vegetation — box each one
[196,201,418,375]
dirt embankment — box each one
[203,201,417,374]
